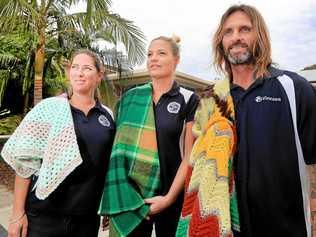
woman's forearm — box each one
[145,122,195,214]
[165,160,188,204]
[11,175,31,216]
[165,121,194,205]
[144,160,188,215]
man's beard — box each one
[225,42,254,65]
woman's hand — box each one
[101,215,109,231]
[144,195,172,215]
[8,213,28,237]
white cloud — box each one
[110,0,316,80]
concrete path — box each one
[0,184,11,237]
[0,206,10,230]
[0,185,13,209]
[0,184,13,231]
[0,184,108,237]
[0,224,7,237]
[0,184,155,237]
[0,205,109,237]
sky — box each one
[95,0,316,80]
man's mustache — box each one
[228,41,249,50]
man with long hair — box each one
[212,4,316,237]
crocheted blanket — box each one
[98,83,159,236]
[1,97,82,200]
[176,79,240,237]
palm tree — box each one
[0,0,146,105]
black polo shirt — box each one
[154,82,199,195]
[26,101,115,215]
[231,67,316,236]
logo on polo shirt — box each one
[255,96,281,103]
[98,115,110,127]
[167,102,181,114]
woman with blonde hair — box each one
[99,35,199,236]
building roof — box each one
[298,70,316,87]
[107,69,212,89]
[298,70,316,82]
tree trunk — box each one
[23,92,30,115]
[33,26,45,105]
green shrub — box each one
[0,115,22,135]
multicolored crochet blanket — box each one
[176,79,240,237]
[98,83,160,236]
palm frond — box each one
[0,53,19,68]
[0,0,39,33]
[83,0,111,26]
[98,13,146,66]
[56,9,146,66]
[0,70,10,107]
[94,31,115,44]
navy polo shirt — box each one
[26,101,115,215]
[231,67,316,236]
[153,82,199,195]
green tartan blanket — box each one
[98,83,160,236]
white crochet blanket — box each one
[1,97,82,200]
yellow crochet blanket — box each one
[176,79,240,237]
